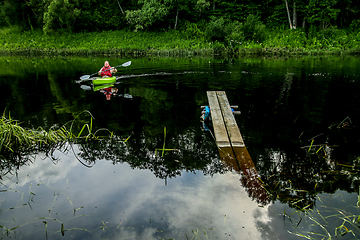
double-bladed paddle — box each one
[80,61,131,80]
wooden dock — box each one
[206,91,244,148]
[206,91,269,205]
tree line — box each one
[1,0,360,52]
[1,0,359,33]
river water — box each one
[0,55,360,239]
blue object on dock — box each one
[203,106,211,121]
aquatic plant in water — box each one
[289,192,360,239]
[155,126,179,157]
[0,110,114,163]
[0,112,69,158]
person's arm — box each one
[111,67,117,73]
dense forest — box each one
[2,0,360,33]
[1,0,360,54]
[2,0,360,32]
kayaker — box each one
[98,61,117,78]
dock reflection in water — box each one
[219,146,270,205]
[205,91,269,205]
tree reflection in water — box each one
[68,120,360,212]
[256,121,360,211]
[1,121,360,213]
[75,131,227,179]
[0,123,359,217]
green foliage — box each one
[350,19,360,32]
[0,27,213,55]
[24,0,46,29]
[195,0,210,16]
[305,0,340,28]
[0,0,17,27]
[1,0,360,34]
[125,0,174,31]
[242,14,267,42]
[183,21,205,39]
[43,0,81,34]
[225,21,245,47]
[205,14,267,48]
[2,23,360,56]
[89,0,125,31]
[25,0,125,33]
[265,28,307,48]
[205,17,227,42]
[261,2,288,30]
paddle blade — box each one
[80,75,91,80]
[121,61,131,67]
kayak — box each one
[93,84,114,92]
[92,76,116,85]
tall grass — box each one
[0,27,212,57]
[1,26,360,56]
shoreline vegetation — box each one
[1,27,360,57]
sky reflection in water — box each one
[1,146,298,240]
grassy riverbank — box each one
[1,27,360,56]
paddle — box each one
[80,61,131,80]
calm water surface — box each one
[1,56,360,239]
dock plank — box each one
[216,91,245,147]
[206,91,231,147]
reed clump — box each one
[0,113,69,158]
[0,111,112,162]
